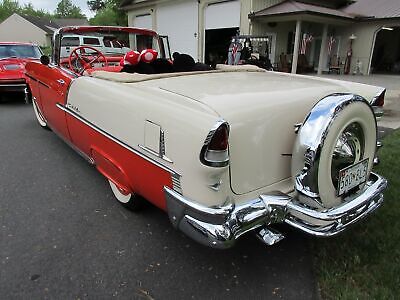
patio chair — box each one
[329,55,341,74]
[278,53,290,72]
[297,54,314,73]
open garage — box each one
[371,26,400,74]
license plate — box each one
[337,158,369,196]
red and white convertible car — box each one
[25,26,387,248]
[0,42,42,100]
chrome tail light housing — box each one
[200,120,230,167]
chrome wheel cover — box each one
[331,122,365,189]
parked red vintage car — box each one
[0,42,42,101]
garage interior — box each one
[371,26,400,74]
[204,27,239,66]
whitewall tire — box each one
[108,180,143,211]
[292,94,377,209]
[32,99,48,128]
[317,102,376,208]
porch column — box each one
[291,20,302,74]
[317,24,329,75]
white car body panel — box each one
[66,69,383,207]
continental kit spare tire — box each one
[291,94,377,209]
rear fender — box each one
[90,146,132,195]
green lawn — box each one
[313,129,400,299]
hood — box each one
[0,58,33,80]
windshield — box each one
[0,44,42,59]
[59,30,163,60]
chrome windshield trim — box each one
[56,103,179,176]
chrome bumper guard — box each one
[164,173,387,249]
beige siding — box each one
[252,21,295,62]
[0,13,48,46]
[336,20,400,74]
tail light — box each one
[200,121,230,167]
[372,89,385,107]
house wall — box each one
[252,20,295,63]
[336,20,400,74]
[0,13,48,46]
[126,0,283,61]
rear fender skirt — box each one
[91,146,132,195]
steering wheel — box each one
[69,46,108,74]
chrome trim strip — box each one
[38,80,50,89]
[171,173,183,194]
[0,84,26,87]
[138,144,173,163]
[57,103,179,176]
[25,73,38,82]
[165,172,387,249]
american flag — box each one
[328,36,336,55]
[300,33,313,55]
[232,43,239,60]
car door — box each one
[27,61,75,140]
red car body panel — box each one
[25,27,173,211]
[66,114,173,210]
[26,61,73,138]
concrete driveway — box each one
[0,96,317,299]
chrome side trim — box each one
[138,144,173,163]
[0,83,26,87]
[165,172,387,249]
[171,173,183,194]
[56,103,179,176]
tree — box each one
[0,0,54,23]
[55,0,85,18]
[89,0,127,26]
[21,3,53,19]
[87,0,106,12]
[0,0,20,22]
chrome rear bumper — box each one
[164,172,387,249]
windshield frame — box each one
[52,26,164,67]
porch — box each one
[249,0,354,74]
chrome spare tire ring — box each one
[291,93,377,209]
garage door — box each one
[205,0,241,30]
[156,1,198,60]
[133,14,152,29]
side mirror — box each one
[40,55,50,66]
